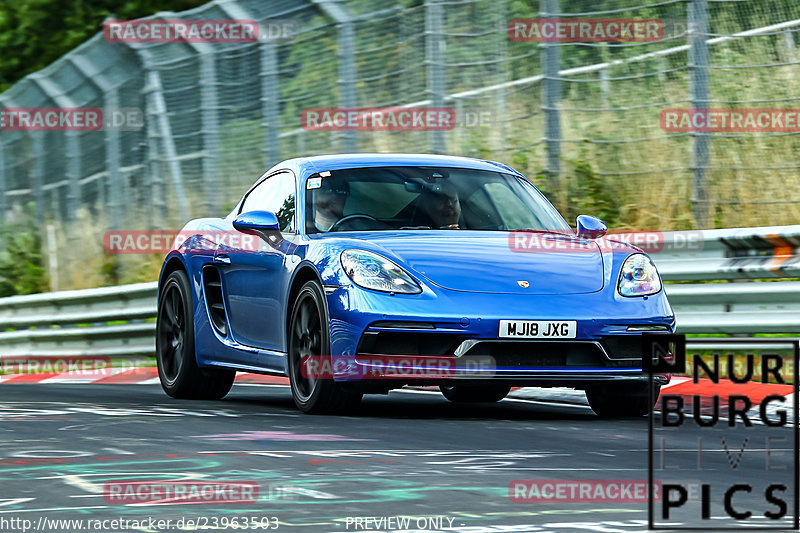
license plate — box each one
[499,320,577,339]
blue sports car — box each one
[156,153,674,415]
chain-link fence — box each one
[1,0,799,288]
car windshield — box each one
[305,166,571,234]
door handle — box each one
[214,254,231,264]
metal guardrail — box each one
[0,225,797,359]
[647,225,800,334]
[0,282,157,359]
[665,282,800,334]
[652,225,800,281]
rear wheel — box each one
[585,382,660,418]
[287,281,362,414]
[157,269,235,400]
[440,383,511,403]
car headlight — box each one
[618,254,662,297]
[340,249,422,294]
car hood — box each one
[334,231,605,295]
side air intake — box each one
[202,265,228,336]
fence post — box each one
[783,28,796,62]
[261,42,281,167]
[142,71,165,227]
[312,0,357,153]
[541,0,561,192]
[29,76,83,222]
[46,223,58,291]
[494,1,509,149]
[146,68,189,222]
[31,132,45,222]
[453,97,464,153]
[599,43,610,106]
[339,17,357,153]
[105,87,124,229]
[426,0,446,153]
[689,0,710,228]
[0,134,5,224]
[64,132,81,221]
[199,52,221,214]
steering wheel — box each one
[329,214,380,232]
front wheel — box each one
[585,382,660,418]
[287,281,362,414]
[156,269,235,400]
[440,383,511,403]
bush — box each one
[0,206,49,297]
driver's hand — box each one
[440,224,460,229]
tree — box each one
[0,0,206,91]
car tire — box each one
[585,382,660,418]
[157,269,235,400]
[288,281,362,414]
[439,384,511,403]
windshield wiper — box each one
[399,226,432,230]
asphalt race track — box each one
[0,383,795,533]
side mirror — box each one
[576,215,607,239]
[233,210,284,247]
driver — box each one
[413,181,461,229]
[314,178,349,231]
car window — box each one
[305,166,570,233]
[484,182,547,229]
[344,182,419,218]
[241,171,296,232]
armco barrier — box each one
[648,225,800,334]
[0,225,797,359]
[0,282,157,358]
[651,225,800,281]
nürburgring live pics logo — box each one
[644,335,799,530]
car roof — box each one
[283,153,523,177]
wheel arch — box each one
[284,263,326,367]
[286,263,326,329]
[158,254,188,300]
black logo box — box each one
[643,337,799,530]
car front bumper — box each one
[324,283,675,386]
